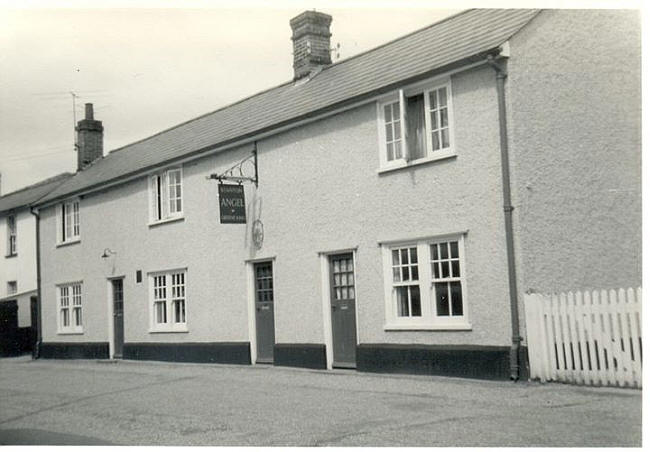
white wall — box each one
[508,10,641,342]
[39,64,514,349]
[0,209,37,327]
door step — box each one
[332,361,356,369]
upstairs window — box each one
[150,269,187,332]
[7,281,17,295]
[7,215,16,256]
[383,101,403,161]
[58,200,80,244]
[149,167,183,223]
[58,282,83,334]
[378,79,454,170]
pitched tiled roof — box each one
[0,173,72,214]
[38,9,540,205]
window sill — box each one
[56,238,81,248]
[384,322,472,331]
[377,150,456,175]
[148,216,184,228]
[5,253,17,258]
[148,327,189,334]
[57,330,84,335]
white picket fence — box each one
[524,288,642,388]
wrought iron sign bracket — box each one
[207,142,259,187]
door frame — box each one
[106,275,125,359]
[319,247,359,370]
[245,256,276,365]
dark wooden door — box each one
[112,279,124,358]
[254,262,275,363]
[330,253,357,368]
[29,296,38,353]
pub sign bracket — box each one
[207,141,259,187]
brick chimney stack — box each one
[76,103,103,171]
[290,11,332,80]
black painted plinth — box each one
[273,343,327,369]
[40,342,109,359]
[123,342,251,365]
[357,343,528,380]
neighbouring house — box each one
[0,172,72,356]
[29,9,640,380]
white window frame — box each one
[6,215,17,256]
[381,234,470,330]
[377,77,455,172]
[148,166,183,225]
[148,268,188,333]
[57,282,83,334]
[57,199,80,245]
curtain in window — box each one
[406,94,426,160]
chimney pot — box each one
[85,103,94,120]
[290,10,332,80]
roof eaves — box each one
[0,172,73,214]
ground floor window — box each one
[57,282,83,333]
[382,234,470,330]
[149,269,187,332]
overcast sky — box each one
[0,0,643,194]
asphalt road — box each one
[0,356,642,446]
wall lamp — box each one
[101,248,116,259]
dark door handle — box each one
[332,306,337,311]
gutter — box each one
[29,207,42,359]
[486,51,522,381]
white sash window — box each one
[149,167,183,224]
[58,282,83,334]
[382,234,470,330]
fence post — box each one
[567,291,582,384]
[626,288,642,387]
[524,295,538,380]
[537,294,552,382]
[551,294,566,382]
[592,290,611,386]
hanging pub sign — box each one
[218,184,246,224]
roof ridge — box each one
[106,9,474,158]
[319,9,472,71]
[107,78,296,156]
[0,172,72,199]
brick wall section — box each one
[76,104,104,170]
[290,11,332,79]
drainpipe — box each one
[29,207,42,359]
[486,53,522,381]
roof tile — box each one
[38,9,539,205]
